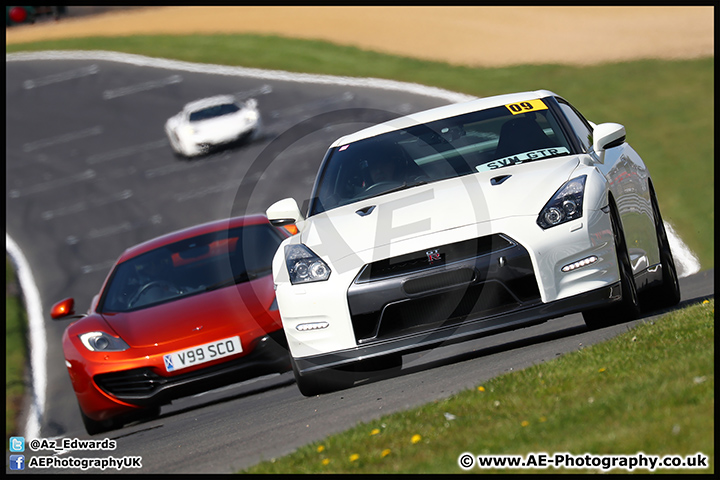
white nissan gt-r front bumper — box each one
[274,196,619,370]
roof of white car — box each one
[330,89,559,147]
[182,94,238,113]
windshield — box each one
[308,101,573,216]
[99,224,284,312]
[189,103,240,122]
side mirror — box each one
[51,297,78,320]
[592,123,626,163]
[266,198,304,231]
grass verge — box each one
[244,299,714,474]
[6,256,28,441]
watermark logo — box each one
[228,106,492,367]
[9,436,25,452]
[9,454,25,470]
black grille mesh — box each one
[348,234,540,343]
[95,368,164,397]
[356,234,513,282]
[403,268,475,295]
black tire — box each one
[582,200,640,329]
[291,356,356,397]
[80,407,118,436]
[134,405,161,422]
[80,404,160,435]
[641,183,681,309]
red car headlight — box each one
[79,332,130,352]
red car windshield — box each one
[98,224,284,312]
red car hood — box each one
[100,278,279,349]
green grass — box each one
[244,300,714,474]
[7,34,713,268]
[6,257,28,441]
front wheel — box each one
[80,407,119,436]
[80,404,160,435]
[641,184,681,309]
[583,200,640,329]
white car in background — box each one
[165,95,260,157]
[266,89,680,396]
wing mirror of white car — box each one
[592,122,626,164]
[267,197,305,232]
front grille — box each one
[403,268,475,295]
[95,369,165,398]
[356,234,514,282]
[93,333,290,405]
[347,234,541,343]
[377,280,521,338]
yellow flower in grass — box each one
[521,420,530,427]
[321,458,330,466]
[349,453,360,462]
[411,434,422,444]
[598,367,606,373]
[316,445,325,453]
[477,386,485,392]
[381,449,391,458]
[370,428,380,436]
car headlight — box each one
[537,175,587,229]
[285,244,331,285]
[78,332,130,352]
[181,125,196,137]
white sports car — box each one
[266,89,680,396]
[165,95,260,157]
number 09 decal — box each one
[505,99,548,115]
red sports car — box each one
[51,215,292,435]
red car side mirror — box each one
[51,297,76,320]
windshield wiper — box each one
[369,179,429,198]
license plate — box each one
[163,336,242,372]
